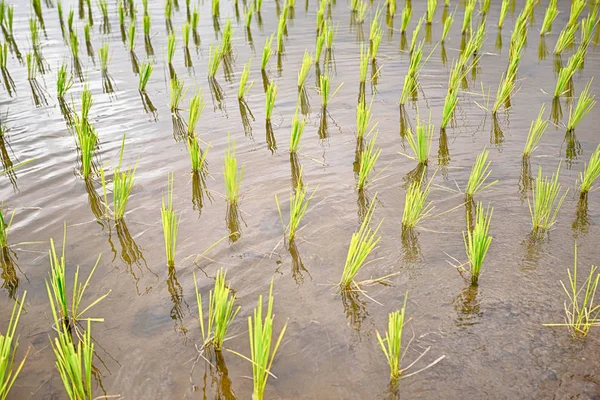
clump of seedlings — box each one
[400,5,411,34]
[356,99,375,140]
[289,113,306,154]
[462,202,493,285]
[208,44,223,79]
[297,50,314,92]
[194,269,240,350]
[554,20,579,54]
[567,79,596,132]
[403,113,434,165]
[0,291,28,399]
[357,131,381,191]
[169,76,186,113]
[224,137,244,205]
[426,0,436,24]
[370,23,383,62]
[187,135,208,175]
[187,90,206,136]
[275,168,317,242]
[492,69,517,116]
[540,0,558,35]
[554,54,579,98]
[529,164,568,233]
[461,0,476,34]
[319,74,342,109]
[544,244,599,337]
[161,173,179,267]
[265,82,277,121]
[402,170,434,229]
[212,0,220,17]
[497,0,509,29]
[440,60,466,129]
[522,104,548,158]
[74,105,98,179]
[238,61,253,100]
[399,40,424,105]
[138,61,153,92]
[465,149,497,198]
[167,32,176,67]
[441,11,453,42]
[359,43,369,85]
[409,17,423,55]
[222,19,233,55]
[261,34,274,71]
[579,145,600,195]
[376,295,408,379]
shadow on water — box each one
[29,79,48,108]
[519,231,546,270]
[318,108,329,141]
[490,113,504,148]
[402,163,427,190]
[298,87,311,116]
[144,35,154,57]
[209,77,226,113]
[139,90,158,118]
[171,112,187,142]
[357,188,371,225]
[195,349,237,399]
[453,284,483,327]
[1,67,16,96]
[130,51,140,74]
[438,127,450,178]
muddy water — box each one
[1,0,600,398]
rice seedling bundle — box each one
[399,41,423,105]
[31,0,44,28]
[182,23,190,48]
[297,50,314,90]
[109,136,138,221]
[67,9,75,34]
[165,0,173,19]
[191,8,199,32]
[188,90,206,135]
[138,61,153,91]
[0,291,28,400]
[208,44,223,78]
[186,135,208,174]
[540,0,558,35]
[441,11,454,42]
[319,74,342,109]
[440,60,465,129]
[350,0,359,12]
[98,43,109,72]
[400,5,411,33]
[567,79,596,132]
[5,4,13,36]
[339,194,382,288]
[386,0,395,16]
[356,0,368,24]
[169,77,185,112]
[315,29,326,63]
[529,164,568,232]
[194,269,240,350]
[80,87,93,123]
[426,0,436,24]
[25,52,36,81]
[357,131,381,191]
[402,171,434,229]
[161,173,179,267]
[409,17,423,55]
[325,22,336,51]
[275,170,316,241]
[127,23,137,52]
[118,1,125,28]
[554,54,578,98]
[567,0,586,30]
[265,81,277,120]
[238,61,253,100]
[522,104,548,158]
[98,0,108,20]
[222,19,233,54]
[492,70,516,115]
[74,117,97,179]
[289,113,306,153]
[167,32,175,64]
[497,0,509,29]
[461,0,476,34]
[212,0,220,16]
[356,100,374,139]
[261,34,274,70]
[580,10,598,51]
[245,5,254,27]
[554,21,578,54]
[256,0,263,13]
[405,115,433,165]
[463,202,493,285]
[370,25,383,62]
[83,22,91,45]
[376,295,408,379]
[465,149,497,197]
[359,43,369,84]
[69,31,79,58]
[580,145,600,194]
[544,244,600,337]
[277,7,288,53]
[29,18,40,50]
[224,137,244,205]
[0,203,15,248]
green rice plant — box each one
[376,295,407,379]
[276,8,287,53]
[182,23,190,48]
[222,19,233,54]
[404,114,433,165]
[492,71,516,115]
[169,77,185,112]
[402,171,434,229]
[426,0,436,24]
[567,79,596,132]
[83,22,91,45]
[554,54,578,98]
[187,90,206,136]
[359,43,369,84]
[554,21,578,54]
[465,149,497,197]
[29,18,40,49]
[544,244,600,337]
[142,0,148,15]
[261,34,274,70]
[103,135,139,221]
[370,25,383,62]
[463,202,493,285]
[529,164,568,232]
[98,43,109,72]
[161,173,179,267]
[212,0,220,16]
[498,0,509,29]
[265,81,277,120]
[138,61,153,91]
[0,43,7,70]
[315,29,326,63]
[441,11,453,42]
[0,203,15,249]
[194,269,240,350]
[68,8,75,34]
[297,50,314,90]
[5,4,14,36]
[399,41,424,104]
[0,291,28,400]
[256,0,263,12]
[32,0,44,28]
[356,0,368,24]
[26,52,36,81]
[523,104,548,158]
[191,7,199,32]
[289,113,305,153]
[98,0,108,21]
[245,5,254,27]
[357,131,381,191]
[540,0,558,35]
[165,0,173,19]
[319,74,343,109]
[400,5,411,33]
[74,120,97,179]
[128,23,136,52]
[479,0,490,15]
[208,44,223,78]
[187,134,208,174]
[143,14,151,37]
[80,86,93,124]
[275,170,316,241]
[356,99,374,139]
[325,22,336,52]
[440,60,466,129]
[386,0,395,16]
[580,10,598,48]
[567,0,586,30]
[461,0,476,34]
[238,61,253,100]
[409,17,423,54]
[118,1,125,28]
[167,32,175,64]
[579,145,600,194]
[224,136,244,204]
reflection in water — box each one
[1,247,19,299]
[226,202,242,243]
[357,188,371,225]
[572,193,590,237]
[0,136,18,191]
[453,284,483,327]
[399,105,410,139]
[401,227,423,263]
[85,38,95,60]
[238,99,254,138]
[144,35,154,57]
[438,127,450,178]
[101,71,115,95]
[266,120,277,154]
[113,220,157,295]
[58,97,74,124]
[371,60,379,89]
[495,30,502,51]
[553,53,562,76]
[129,51,140,75]
[290,152,303,191]
[198,350,237,400]
[318,109,329,140]
[563,129,582,169]
[440,43,447,65]
[353,137,364,176]
[491,114,504,148]
[288,239,310,285]
[84,177,109,230]
[171,112,187,141]
[299,87,311,116]
[139,90,157,118]
[341,289,369,333]
[73,56,84,82]
[192,170,213,217]
[464,197,475,233]
[538,36,548,61]
[166,265,188,336]
[261,69,269,93]
[29,79,48,108]
[403,163,426,189]
[550,96,562,125]
[246,27,254,51]
[520,231,545,269]
[1,67,16,97]
[223,54,234,83]
[358,81,366,105]
[518,157,533,202]
[400,32,407,51]
[184,47,193,69]
[209,77,226,112]
[425,23,432,44]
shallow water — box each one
[1,0,600,399]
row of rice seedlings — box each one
[463,202,493,285]
[161,172,179,267]
[187,89,206,136]
[0,202,15,248]
[544,244,599,337]
[426,0,436,24]
[194,269,240,350]
[465,149,497,198]
[289,113,305,153]
[187,134,208,174]
[400,4,411,33]
[208,44,223,78]
[46,226,109,328]
[403,113,433,165]
[522,104,548,158]
[297,50,313,91]
[0,291,28,399]
[441,11,453,42]
[461,0,476,34]
[580,145,600,195]
[497,0,510,29]
[540,0,558,35]
[567,79,596,132]
[169,76,185,112]
[376,294,408,379]
[357,131,381,191]
[399,40,424,105]
[275,169,316,242]
[319,74,342,109]
[261,34,274,71]
[339,194,382,288]
[238,61,253,100]
[224,137,244,205]
[529,164,568,233]
[138,61,153,92]
[356,99,375,139]
[402,170,434,229]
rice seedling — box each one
[182,23,190,49]
[385,0,395,16]
[319,74,342,109]
[339,194,382,288]
[492,70,516,115]
[68,8,75,34]
[402,170,434,229]
[208,44,223,78]
[165,0,173,20]
[440,60,466,129]
[238,61,253,100]
[356,0,368,24]
[356,99,374,139]
[400,5,411,33]
[142,0,148,15]
[5,4,14,37]
[261,34,274,71]
[554,54,578,98]
[256,0,263,13]
[462,0,476,34]
[187,90,206,136]
[522,104,548,158]
[579,145,600,195]
[26,52,36,81]
[80,86,93,124]
[32,0,44,28]
[29,18,40,50]
[167,32,175,65]
[297,50,313,91]
[74,115,97,179]
[98,0,109,30]
[143,14,151,38]
[0,43,7,70]
[161,173,179,267]
[403,114,433,165]
[497,0,509,29]
[222,19,233,54]
[275,170,316,242]
[103,136,139,221]
[465,149,497,198]
[0,291,28,400]
[544,244,600,337]
[289,113,306,154]
[245,4,254,28]
[325,22,337,52]
[540,0,558,35]
[265,81,277,120]
[463,202,493,285]
[186,134,208,175]
[359,43,369,84]
[376,294,408,379]
[567,0,586,29]
[357,131,381,191]
[426,0,436,24]
[567,79,596,132]
[529,164,568,232]
[441,11,453,42]
[315,29,326,64]
[169,77,186,113]
[399,40,424,105]
[212,0,220,17]
[370,25,383,62]
[138,61,153,92]
[479,0,490,15]
[0,203,15,249]
[554,21,578,54]
[194,269,240,351]
[69,31,79,59]
[118,1,125,28]
[98,43,109,72]
[409,17,423,55]
[224,137,244,205]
